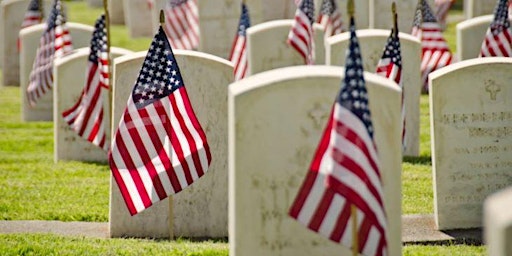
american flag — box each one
[26,0,73,106]
[162,0,200,50]
[480,0,512,57]
[62,15,109,151]
[289,17,388,256]
[147,0,154,9]
[109,26,211,215]
[287,0,315,65]
[229,2,250,81]
[376,29,406,151]
[317,0,344,38]
[412,0,452,92]
[21,0,43,28]
[434,0,454,29]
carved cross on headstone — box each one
[308,103,328,129]
[485,80,501,101]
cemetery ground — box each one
[0,1,486,255]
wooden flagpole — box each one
[103,0,113,135]
[392,2,398,37]
[39,0,44,20]
[347,1,359,254]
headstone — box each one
[246,20,326,76]
[53,47,133,163]
[1,0,52,86]
[110,50,233,238]
[484,186,512,256]
[464,0,496,19]
[108,0,125,25]
[326,29,421,156]
[429,57,512,230]
[19,22,94,122]
[228,65,402,256]
[370,0,435,33]
[123,0,153,38]
[456,15,492,61]
[87,0,103,8]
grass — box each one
[0,1,486,255]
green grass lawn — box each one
[0,1,486,255]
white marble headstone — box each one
[108,0,125,25]
[110,50,234,238]
[326,29,421,157]
[246,20,325,76]
[484,186,512,256]
[464,0,497,19]
[53,47,132,164]
[1,0,52,86]
[370,0,435,33]
[19,22,94,122]
[123,0,153,38]
[456,15,492,61]
[429,57,512,230]
[228,65,402,256]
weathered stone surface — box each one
[456,15,492,61]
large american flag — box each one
[376,29,406,151]
[287,0,315,65]
[162,0,200,50]
[317,0,344,38]
[434,0,454,29]
[26,0,73,106]
[229,2,250,81]
[480,0,512,57]
[109,26,211,215]
[62,15,109,151]
[412,0,452,92]
[289,17,388,256]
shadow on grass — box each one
[403,155,432,165]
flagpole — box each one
[39,0,44,20]
[103,0,113,136]
[392,2,398,37]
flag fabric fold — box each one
[412,0,452,92]
[18,0,44,51]
[229,2,250,81]
[162,0,200,50]
[480,0,512,57]
[109,26,211,215]
[287,0,315,65]
[62,15,109,151]
[289,16,388,256]
[26,0,73,106]
[376,29,406,151]
[317,0,344,38]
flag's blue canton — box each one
[300,0,315,25]
[28,0,41,11]
[46,0,66,31]
[237,3,250,36]
[490,0,510,35]
[132,27,184,109]
[320,0,336,16]
[382,32,402,68]
[170,0,188,7]
[413,0,437,26]
[89,15,106,63]
[338,18,374,139]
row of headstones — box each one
[19,19,423,157]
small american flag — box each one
[480,0,512,57]
[376,29,406,151]
[317,0,344,38]
[229,2,250,81]
[21,0,43,28]
[62,15,109,151]
[287,0,315,65]
[289,17,388,256]
[412,0,452,92]
[109,26,211,215]
[434,0,454,29]
[26,0,73,106]
[162,0,200,50]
